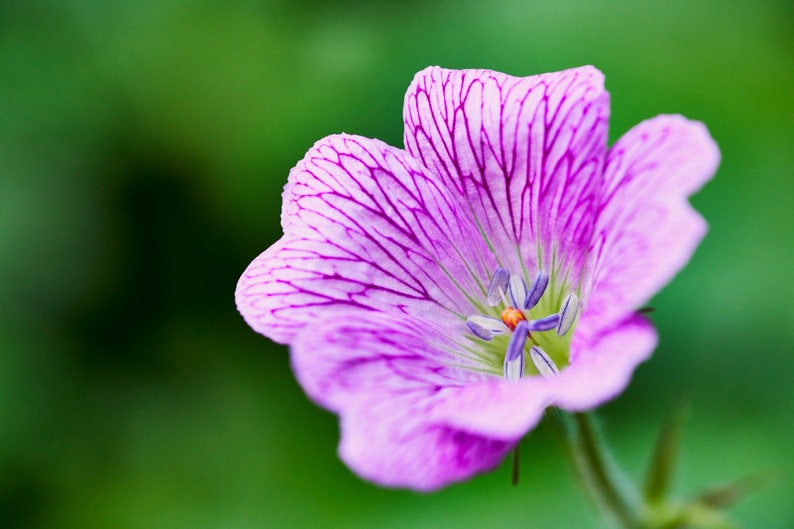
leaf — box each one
[696,473,767,509]
[643,400,689,503]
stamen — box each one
[505,321,529,362]
[486,267,511,307]
[508,275,528,308]
[504,353,524,384]
[529,346,559,377]
[556,293,580,336]
[524,270,549,310]
[504,320,529,383]
[527,313,560,332]
[466,315,508,341]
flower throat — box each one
[466,267,579,383]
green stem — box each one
[561,412,638,528]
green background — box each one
[1,1,792,527]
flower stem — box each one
[560,412,638,528]
[512,441,520,486]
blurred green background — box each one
[1,0,792,527]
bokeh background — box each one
[1,1,792,527]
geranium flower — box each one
[236,66,719,491]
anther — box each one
[527,314,560,332]
[466,315,508,340]
[508,275,528,308]
[486,267,510,307]
[529,346,559,377]
[524,270,549,310]
[556,293,579,336]
[504,320,529,383]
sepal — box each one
[643,401,689,503]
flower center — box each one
[466,267,580,383]
[500,307,526,331]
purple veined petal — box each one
[486,267,510,306]
[404,66,610,279]
[524,270,549,310]
[236,134,496,344]
[508,274,528,308]
[582,115,719,337]
[466,315,508,340]
[529,346,559,378]
[527,313,560,332]
[556,293,579,336]
[291,311,486,414]
[290,310,516,491]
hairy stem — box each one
[561,412,638,528]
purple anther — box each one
[527,313,560,332]
[503,320,529,383]
[556,293,580,336]
[503,351,525,384]
[466,315,508,341]
[505,320,529,362]
[486,267,510,306]
[529,346,559,377]
[524,270,549,310]
[508,275,528,308]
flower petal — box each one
[236,134,494,344]
[430,315,657,440]
[338,397,513,491]
[291,311,486,413]
[290,311,514,490]
[582,115,720,336]
[548,314,657,410]
[404,66,610,280]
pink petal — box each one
[290,311,514,491]
[404,66,610,280]
[549,314,657,410]
[236,134,495,344]
[290,309,654,490]
[338,397,512,491]
[581,115,720,339]
[430,315,657,439]
[290,311,486,414]
[429,376,553,440]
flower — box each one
[236,66,719,491]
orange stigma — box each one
[501,307,527,331]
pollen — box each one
[501,307,527,331]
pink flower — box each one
[236,66,719,491]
